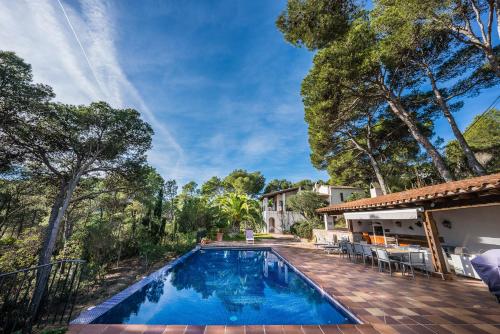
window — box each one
[340,192,344,202]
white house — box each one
[261,184,364,234]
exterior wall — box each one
[315,185,331,196]
[329,188,365,205]
[433,205,500,254]
[314,185,365,205]
[261,189,300,234]
[263,210,304,234]
[350,219,424,236]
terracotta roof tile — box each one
[317,173,500,213]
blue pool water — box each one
[93,249,356,325]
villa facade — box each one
[261,184,364,234]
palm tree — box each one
[215,193,263,233]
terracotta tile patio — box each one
[67,243,500,334]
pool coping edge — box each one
[70,245,200,325]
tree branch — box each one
[469,0,489,46]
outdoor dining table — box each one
[322,244,341,254]
[370,246,411,259]
[385,248,411,260]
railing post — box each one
[0,259,85,334]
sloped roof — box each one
[260,187,300,199]
[317,173,500,213]
[329,185,364,189]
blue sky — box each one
[0,1,497,187]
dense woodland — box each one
[1,0,500,287]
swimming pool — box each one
[77,248,358,325]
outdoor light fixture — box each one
[442,220,452,229]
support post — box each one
[323,214,328,230]
[423,211,451,280]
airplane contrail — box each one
[56,0,106,96]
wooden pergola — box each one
[317,173,500,279]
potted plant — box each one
[216,228,224,242]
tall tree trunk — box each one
[382,87,455,182]
[31,172,82,323]
[496,0,500,39]
[38,175,81,265]
[366,153,389,195]
[426,68,486,175]
[485,49,500,77]
[63,210,74,248]
[349,138,389,195]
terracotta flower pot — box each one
[216,232,224,242]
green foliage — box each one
[176,195,214,233]
[446,109,500,177]
[286,190,327,222]
[0,228,41,272]
[276,0,359,50]
[292,179,315,190]
[334,216,347,228]
[215,192,263,232]
[290,220,322,239]
[181,181,199,196]
[345,192,366,202]
[223,169,265,197]
[263,179,293,194]
[138,239,166,268]
[200,176,225,197]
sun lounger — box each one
[245,229,254,244]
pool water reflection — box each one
[93,249,355,325]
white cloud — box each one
[0,0,184,180]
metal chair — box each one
[339,241,348,259]
[345,242,355,262]
[400,251,430,279]
[376,248,398,276]
[353,243,364,262]
[361,244,375,267]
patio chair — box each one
[376,248,399,276]
[345,242,355,262]
[400,251,430,279]
[353,243,364,263]
[339,241,349,259]
[245,229,254,244]
[361,244,375,267]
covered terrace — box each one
[317,173,500,279]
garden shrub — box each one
[290,219,323,240]
[290,221,313,239]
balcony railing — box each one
[0,259,85,333]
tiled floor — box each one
[68,243,500,334]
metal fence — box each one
[0,259,85,334]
